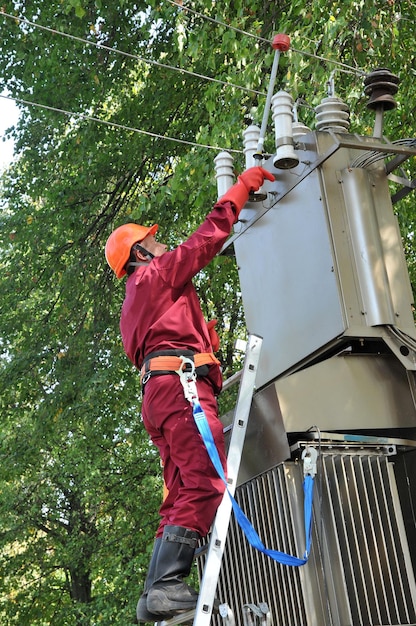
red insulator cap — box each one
[272,33,290,51]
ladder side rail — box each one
[193,334,263,626]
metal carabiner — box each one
[175,355,198,403]
[301,446,318,477]
[141,371,151,386]
[175,355,196,379]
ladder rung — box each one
[156,608,196,626]
[156,603,235,626]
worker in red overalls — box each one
[105,166,274,623]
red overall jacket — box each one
[120,199,236,391]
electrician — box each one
[105,166,274,623]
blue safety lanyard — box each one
[193,401,314,566]
[174,356,315,566]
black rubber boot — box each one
[146,525,200,617]
[136,538,173,624]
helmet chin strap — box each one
[126,261,149,271]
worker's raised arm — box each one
[154,167,274,289]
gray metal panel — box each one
[231,132,416,391]
[371,167,416,332]
[228,352,416,483]
[234,168,345,389]
[341,167,396,326]
[222,383,290,486]
[274,354,416,433]
[315,132,416,337]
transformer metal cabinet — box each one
[213,109,416,624]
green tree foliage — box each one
[0,0,415,623]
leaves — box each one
[0,0,415,623]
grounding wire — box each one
[0,93,243,154]
[0,9,266,97]
[166,0,366,76]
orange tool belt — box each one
[140,350,220,385]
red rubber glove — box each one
[218,166,275,218]
[206,319,220,352]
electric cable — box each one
[0,3,371,121]
[0,92,243,154]
[166,0,366,76]
[0,4,370,155]
[0,9,266,97]
[350,138,416,168]
[1,2,367,111]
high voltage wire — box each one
[166,0,366,76]
[0,6,265,155]
[0,3,365,154]
[1,3,365,101]
[0,93,243,154]
[0,10,266,97]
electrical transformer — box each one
[212,69,416,626]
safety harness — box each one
[140,349,220,386]
[142,350,316,567]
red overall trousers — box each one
[141,372,226,538]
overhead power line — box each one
[0,4,366,156]
[0,10,266,97]
[0,93,243,154]
[166,0,366,76]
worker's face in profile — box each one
[140,234,168,258]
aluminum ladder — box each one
[158,334,263,626]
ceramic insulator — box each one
[315,96,350,132]
[214,151,234,199]
[271,90,299,169]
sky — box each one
[0,95,19,169]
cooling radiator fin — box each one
[201,453,416,626]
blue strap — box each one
[193,401,314,566]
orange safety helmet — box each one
[105,222,158,278]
